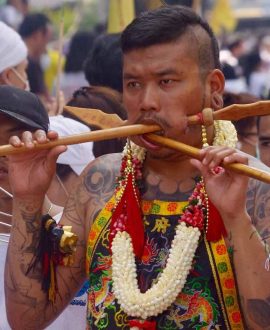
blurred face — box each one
[3,59,29,90]
[258,115,270,167]
[36,24,53,55]
[123,36,215,160]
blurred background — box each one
[2,0,270,161]
[2,0,270,36]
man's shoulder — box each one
[80,152,122,203]
[83,153,122,177]
[66,153,123,233]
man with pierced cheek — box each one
[5,6,270,330]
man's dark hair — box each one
[19,13,50,38]
[84,33,123,92]
[121,5,220,72]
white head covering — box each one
[49,115,95,175]
[0,21,28,73]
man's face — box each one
[122,37,213,160]
[0,114,26,182]
[258,115,270,167]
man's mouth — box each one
[139,129,165,150]
[135,119,165,150]
[139,134,159,150]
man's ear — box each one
[207,69,225,110]
[0,68,12,85]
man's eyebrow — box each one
[123,69,182,80]
[123,73,140,80]
[155,68,181,76]
[259,136,270,141]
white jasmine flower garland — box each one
[111,222,200,319]
[111,124,237,323]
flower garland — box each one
[110,121,237,328]
[112,223,200,320]
[213,120,237,148]
[110,142,210,326]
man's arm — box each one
[5,153,121,329]
[5,127,119,330]
[237,178,270,329]
[192,147,270,329]
[5,176,86,329]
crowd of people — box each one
[0,2,270,330]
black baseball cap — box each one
[0,85,49,132]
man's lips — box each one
[139,133,164,150]
[132,120,165,150]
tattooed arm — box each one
[192,147,270,329]
[237,178,270,329]
[5,153,121,330]
[219,181,270,330]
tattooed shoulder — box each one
[84,153,121,196]
[81,153,121,220]
[246,296,270,329]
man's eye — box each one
[127,81,140,89]
[160,79,173,86]
[260,141,270,147]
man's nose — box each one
[140,85,160,112]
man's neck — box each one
[142,155,200,201]
[145,153,199,179]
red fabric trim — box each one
[207,198,227,241]
[129,319,157,330]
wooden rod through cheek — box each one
[146,134,270,184]
[0,124,161,157]
[0,123,269,184]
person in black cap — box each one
[0,84,49,133]
[0,85,92,330]
[0,85,63,330]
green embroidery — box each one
[152,203,161,213]
[97,216,107,227]
[96,313,109,329]
[217,262,228,273]
[87,245,93,258]
[225,296,235,307]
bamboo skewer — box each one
[64,106,127,129]
[146,134,270,184]
[64,105,270,183]
[0,124,160,157]
[0,123,269,183]
[65,101,270,128]
[188,101,270,126]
